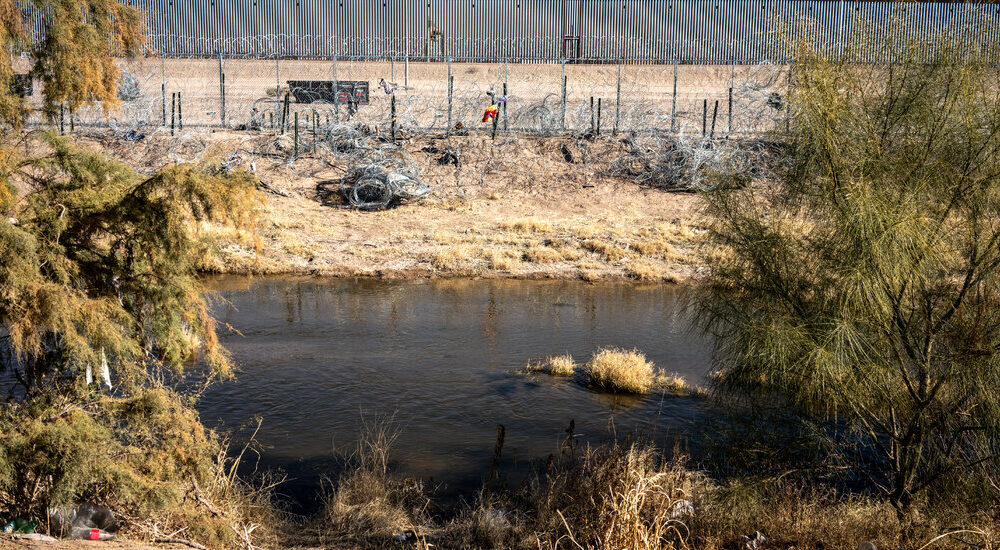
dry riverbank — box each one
[94,131,711,282]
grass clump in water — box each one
[585,348,656,394]
[319,418,431,544]
[525,354,577,376]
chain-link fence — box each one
[22,39,789,141]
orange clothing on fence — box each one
[482,104,499,123]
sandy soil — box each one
[88,129,709,283]
[0,535,193,550]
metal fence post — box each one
[160,57,166,126]
[502,82,508,133]
[614,62,621,135]
[178,91,183,132]
[560,59,566,131]
[728,86,733,135]
[670,61,678,132]
[170,92,175,136]
[502,61,508,132]
[391,94,397,141]
[710,99,718,138]
[294,112,299,159]
[596,98,602,136]
[275,53,281,129]
[218,53,226,128]
[447,57,453,135]
[702,98,707,137]
[333,54,339,123]
[728,61,734,134]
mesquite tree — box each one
[699,16,1000,511]
[0,3,259,395]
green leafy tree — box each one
[699,15,1000,512]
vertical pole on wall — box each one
[838,0,845,59]
[447,58,453,136]
[560,59,566,131]
[614,61,621,136]
[275,54,280,128]
[404,9,410,88]
[218,53,226,128]
[670,61,678,132]
[160,56,166,126]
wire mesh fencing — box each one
[22,42,790,143]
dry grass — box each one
[525,354,577,376]
[626,258,670,281]
[585,348,657,394]
[524,245,564,264]
[431,245,477,271]
[484,248,523,272]
[631,238,678,258]
[303,424,998,550]
[526,442,699,550]
[318,418,431,545]
[583,239,630,262]
[502,217,555,233]
[655,372,689,394]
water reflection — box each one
[200,276,715,512]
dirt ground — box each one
[86,128,709,283]
[0,535,192,550]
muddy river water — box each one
[200,277,718,512]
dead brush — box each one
[318,417,432,544]
[530,441,700,550]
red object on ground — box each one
[90,528,100,540]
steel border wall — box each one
[128,0,1000,63]
[18,0,1000,63]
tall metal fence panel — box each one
[116,0,1000,63]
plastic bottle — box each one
[69,526,115,541]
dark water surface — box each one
[200,276,717,512]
